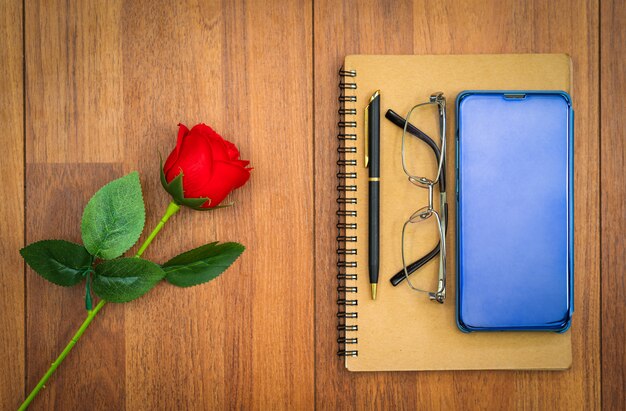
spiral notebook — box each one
[336,54,573,371]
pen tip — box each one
[371,283,377,300]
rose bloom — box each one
[163,123,252,208]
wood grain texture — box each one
[314,1,600,409]
[25,0,123,164]
[119,1,313,409]
[26,165,126,410]
[7,0,620,408]
[23,0,313,409]
[601,0,626,409]
[0,1,25,409]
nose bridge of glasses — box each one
[428,182,434,210]
[408,175,434,187]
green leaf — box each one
[20,240,91,287]
[163,242,245,287]
[81,171,146,260]
[92,258,166,303]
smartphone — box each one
[455,91,573,332]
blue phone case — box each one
[455,91,574,332]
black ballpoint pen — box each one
[365,90,380,300]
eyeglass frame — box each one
[387,92,447,303]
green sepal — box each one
[92,258,166,303]
[20,240,92,287]
[81,171,146,260]
[85,273,93,311]
[163,242,245,287]
[159,155,233,210]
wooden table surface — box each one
[1,0,623,409]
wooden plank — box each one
[25,0,123,164]
[25,165,126,410]
[24,1,128,409]
[118,0,314,409]
[0,0,25,409]
[314,1,600,409]
[601,0,626,409]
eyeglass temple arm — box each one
[388,201,448,287]
[390,243,440,286]
[385,109,446,192]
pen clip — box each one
[364,90,380,168]
[364,102,369,168]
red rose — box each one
[162,123,252,208]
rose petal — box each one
[164,123,189,174]
[207,137,230,161]
[189,123,213,135]
[165,131,214,195]
[223,140,241,160]
[200,160,251,207]
[190,123,231,162]
[234,160,250,168]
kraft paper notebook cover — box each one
[335,54,572,371]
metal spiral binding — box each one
[337,67,358,358]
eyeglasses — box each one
[386,92,448,303]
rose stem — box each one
[135,201,181,257]
[19,201,181,410]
